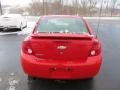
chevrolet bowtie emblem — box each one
[57,45,67,50]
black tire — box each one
[27,76,36,81]
[0,28,3,32]
[86,77,94,81]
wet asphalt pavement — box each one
[0,19,120,90]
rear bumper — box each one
[21,52,102,80]
[0,25,20,30]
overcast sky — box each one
[1,0,31,6]
[1,0,120,6]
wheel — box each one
[86,77,94,81]
[0,28,3,32]
[27,76,36,81]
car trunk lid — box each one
[30,33,94,61]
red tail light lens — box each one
[89,40,101,56]
[22,41,33,55]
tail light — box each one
[89,40,101,56]
[22,40,33,55]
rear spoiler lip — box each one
[31,34,94,40]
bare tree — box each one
[110,0,118,16]
[72,0,75,14]
[42,0,49,15]
[51,0,62,14]
[72,0,79,15]
[104,0,110,16]
[9,8,24,14]
[27,0,43,15]
[80,0,89,15]
[26,0,119,16]
[60,0,64,14]
[43,0,45,14]
[88,0,98,16]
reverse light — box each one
[90,50,96,56]
[28,48,33,54]
[89,40,101,56]
[22,40,33,55]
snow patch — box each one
[9,78,19,86]
[8,86,15,90]
[6,73,20,90]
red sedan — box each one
[21,15,102,80]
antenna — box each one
[96,0,104,38]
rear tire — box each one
[86,77,94,81]
[0,28,3,32]
[27,76,36,81]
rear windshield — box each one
[35,17,89,34]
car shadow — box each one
[27,78,94,90]
[0,28,21,32]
